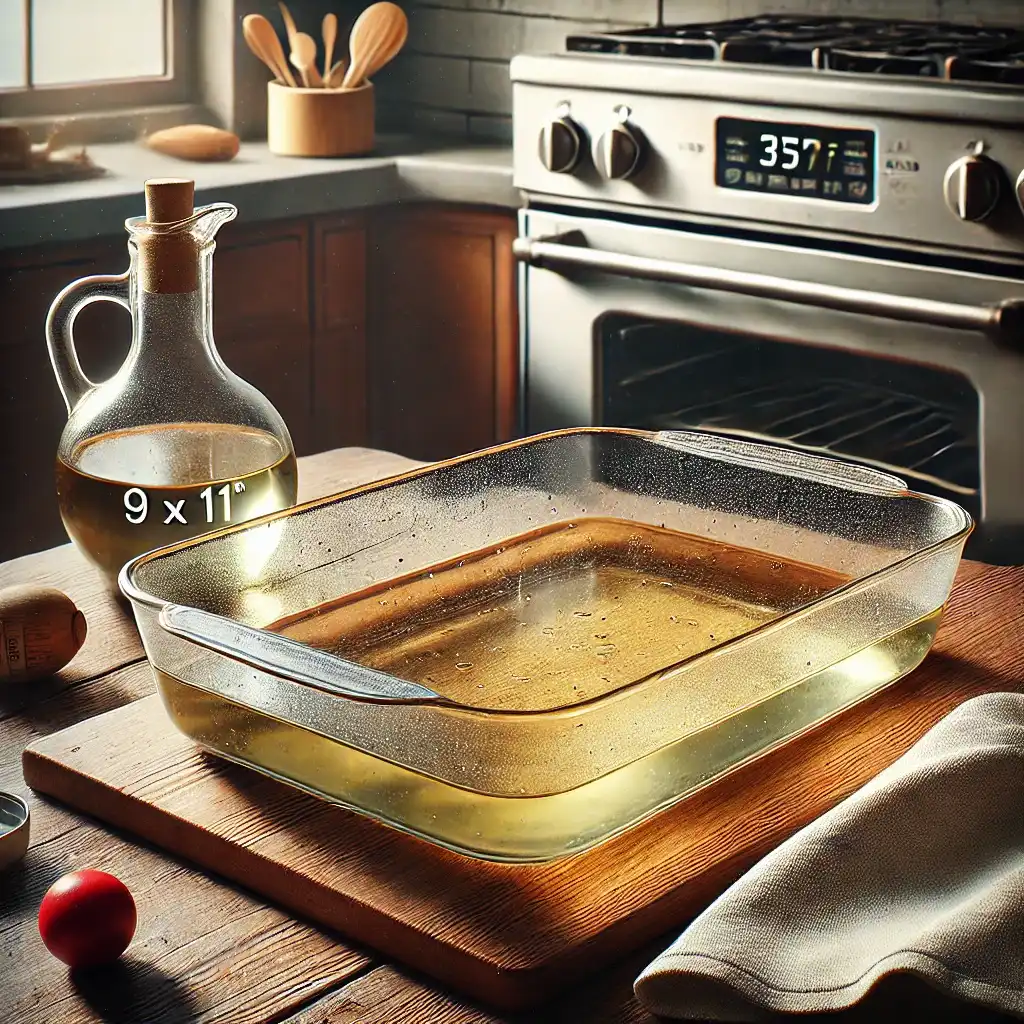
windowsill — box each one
[0,134,517,252]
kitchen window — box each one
[0,0,195,119]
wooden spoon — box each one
[325,58,347,89]
[290,31,323,88]
[278,2,300,51]
[244,14,297,87]
[322,13,338,83]
[242,17,283,83]
[341,2,408,90]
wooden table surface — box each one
[0,447,1016,1024]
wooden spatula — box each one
[322,13,338,83]
[278,2,300,51]
[325,59,347,89]
[243,17,284,83]
[341,2,408,90]
[290,31,323,87]
[244,13,297,87]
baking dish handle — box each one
[653,430,909,495]
[158,604,443,705]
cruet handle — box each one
[45,271,131,413]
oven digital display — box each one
[715,117,876,205]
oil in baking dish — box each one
[56,422,297,583]
[154,517,942,861]
[271,518,844,711]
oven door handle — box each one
[513,231,1024,341]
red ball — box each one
[38,869,137,968]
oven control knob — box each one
[944,153,1002,222]
[538,113,583,174]
[593,109,644,181]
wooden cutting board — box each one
[22,561,1024,1011]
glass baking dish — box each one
[120,428,972,863]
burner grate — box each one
[565,15,1024,85]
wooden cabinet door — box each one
[368,206,518,462]
[314,214,369,449]
[0,239,129,562]
[213,219,314,456]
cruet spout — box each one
[192,202,237,246]
[122,193,237,255]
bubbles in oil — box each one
[274,517,848,714]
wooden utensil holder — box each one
[267,81,374,157]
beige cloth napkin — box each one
[634,691,1024,1021]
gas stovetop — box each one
[566,15,1024,85]
[511,15,1024,259]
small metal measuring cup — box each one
[0,792,30,871]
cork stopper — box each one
[138,177,198,294]
[145,177,194,224]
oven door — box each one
[516,207,1024,563]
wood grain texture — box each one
[1,202,517,561]
[214,218,314,456]
[1,448,422,1024]
[0,238,127,561]
[22,561,1024,1011]
[490,212,518,444]
[284,951,1021,1024]
[267,81,375,158]
[1,668,374,1024]
[282,941,668,1024]
[368,206,519,461]
[0,448,421,718]
[0,804,372,1024]
[314,215,370,449]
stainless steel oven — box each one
[516,207,1024,561]
[510,20,1024,563]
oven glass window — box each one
[598,314,980,513]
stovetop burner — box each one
[565,15,1024,84]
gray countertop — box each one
[0,135,518,252]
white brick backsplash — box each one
[395,0,1024,139]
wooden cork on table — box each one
[138,177,199,294]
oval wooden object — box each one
[322,12,338,81]
[246,13,298,87]
[267,81,374,157]
[145,125,240,163]
[0,585,87,682]
[342,2,408,89]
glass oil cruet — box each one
[47,177,298,586]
